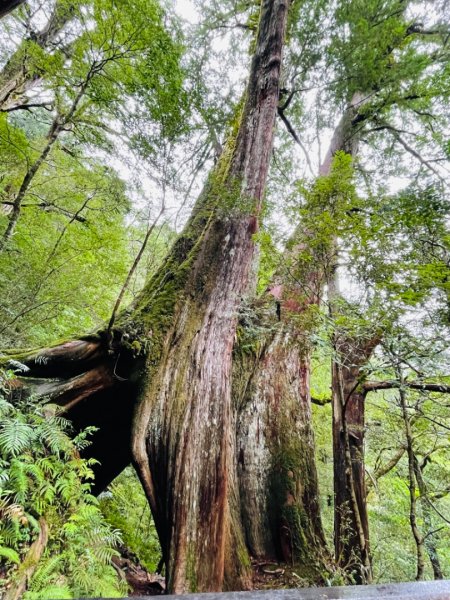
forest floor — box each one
[113,547,165,596]
[114,548,319,595]
[251,559,317,590]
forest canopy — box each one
[0,0,450,597]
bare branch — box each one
[311,396,331,406]
[364,380,450,394]
[277,106,314,176]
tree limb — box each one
[363,380,450,394]
[1,201,87,223]
[366,446,406,492]
[311,396,331,406]
[277,106,314,176]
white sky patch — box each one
[173,0,200,24]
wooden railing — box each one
[156,580,450,600]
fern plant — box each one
[0,369,128,598]
[99,467,162,573]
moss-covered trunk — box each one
[234,92,367,574]
[331,338,377,583]
[236,322,327,569]
[126,0,290,592]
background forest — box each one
[0,0,450,597]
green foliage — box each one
[289,151,359,287]
[254,229,281,294]
[365,383,450,582]
[328,0,449,106]
[0,0,189,346]
[0,143,131,346]
[0,371,127,598]
[99,468,161,573]
[0,0,449,590]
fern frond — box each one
[28,554,63,591]
[0,397,14,416]
[9,459,30,503]
[0,420,35,457]
[24,584,73,600]
[0,545,20,563]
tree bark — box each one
[234,212,329,570]
[236,321,328,569]
[126,0,290,592]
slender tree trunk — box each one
[398,378,425,580]
[0,77,87,250]
[413,454,444,580]
[329,253,379,583]
[325,92,377,584]
[0,119,61,250]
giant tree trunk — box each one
[234,92,366,574]
[126,0,290,592]
[4,2,289,590]
[236,317,328,569]
[234,220,328,570]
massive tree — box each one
[4,0,291,592]
[233,0,450,584]
[3,0,450,592]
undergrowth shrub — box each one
[99,467,162,573]
[0,368,128,599]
